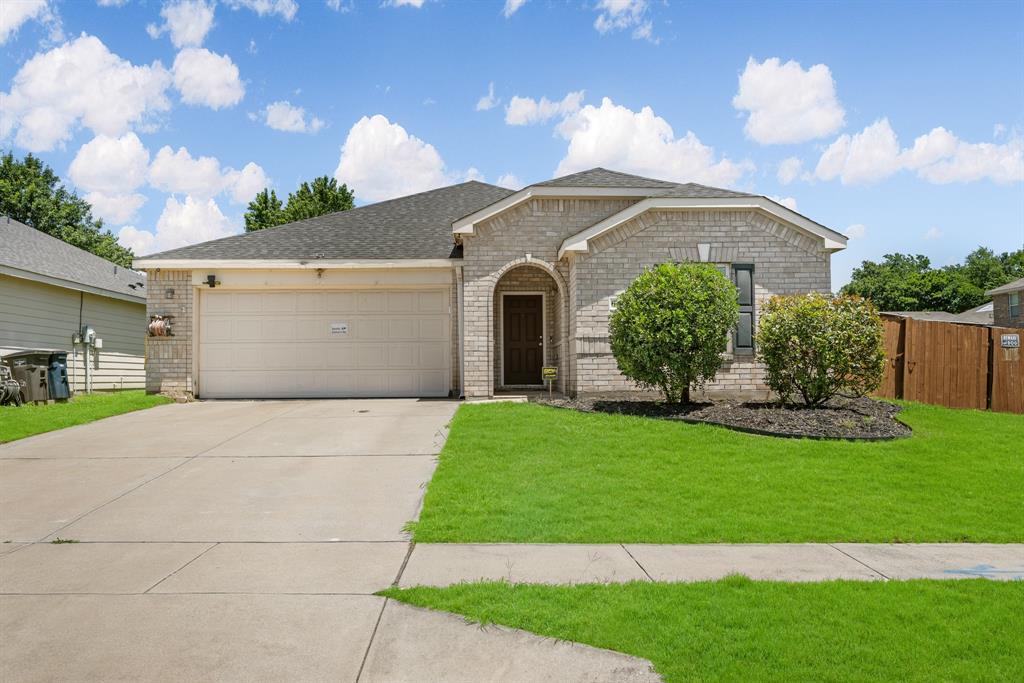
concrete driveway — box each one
[0,399,658,683]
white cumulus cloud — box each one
[497,173,523,189]
[593,0,654,42]
[1,0,44,43]
[223,0,298,20]
[505,90,584,126]
[924,226,943,240]
[476,82,499,111]
[147,1,216,49]
[385,0,426,7]
[814,118,1024,185]
[87,192,147,225]
[68,132,150,194]
[0,34,171,151]
[769,196,798,211]
[225,161,270,203]
[733,57,845,145]
[777,157,804,185]
[503,0,528,18]
[334,114,452,202]
[148,145,267,203]
[172,48,244,109]
[845,223,866,239]
[261,100,324,133]
[554,97,754,187]
[119,195,236,254]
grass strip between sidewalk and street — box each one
[383,578,1024,683]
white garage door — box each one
[198,289,451,398]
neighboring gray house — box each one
[987,278,1024,328]
[133,168,847,400]
[0,216,148,391]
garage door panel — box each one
[200,289,450,398]
[418,291,447,313]
[326,292,356,312]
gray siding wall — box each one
[0,274,146,391]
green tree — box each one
[244,189,285,232]
[243,175,355,231]
[0,152,134,267]
[609,263,740,404]
[757,293,885,406]
[962,247,1024,291]
[841,253,986,313]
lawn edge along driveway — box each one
[0,390,173,443]
[410,402,1023,544]
[382,578,1024,683]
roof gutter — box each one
[132,258,462,270]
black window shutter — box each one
[733,264,754,349]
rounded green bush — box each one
[756,292,886,406]
[609,262,739,404]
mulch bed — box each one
[535,394,911,441]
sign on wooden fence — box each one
[874,316,1022,414]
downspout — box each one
[456,264,465,398]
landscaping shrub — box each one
[757,292,885,406]
[609,262,739,404]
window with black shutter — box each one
[733,264,754,351]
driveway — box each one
[0,399,657,683]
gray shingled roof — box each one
[142,181,515,261]
[0,216,146,301]
[533,167,757,198]
[986,277,1024,296]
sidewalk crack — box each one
[143,542,219,594]
[355,597,388,683]
[621,544,654,581]
[829,543,890,580]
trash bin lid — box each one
[2,349,70,359]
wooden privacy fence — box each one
[875,316,1023,414]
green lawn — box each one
[410,402,1023,543]
[383,579,1024,683]
[0,390,172,443]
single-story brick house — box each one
[134,168,847,400]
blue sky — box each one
[2,0,1022,288]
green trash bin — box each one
[2,350,52,403]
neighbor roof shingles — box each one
[532,168,756,198]
[141,181,515,261]
[0,216,146,301]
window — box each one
[733,264,754,351]
[1010,292,1021,319]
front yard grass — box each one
[383,579,1024,682]
[0,390,172,443]
[410,402,1023,543]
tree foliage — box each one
[0,152,134,267]
[243,176,354,232]
[609,263,739,404]
[841,248,1024,313]
[757,293,885,406]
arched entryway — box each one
[491,260,567,393]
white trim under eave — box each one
[0,264,146,304]
[557,197,848,259]
[132,258,461,270]
[452,186,662,234]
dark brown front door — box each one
[503,294,543,385]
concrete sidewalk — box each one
[399,543,1024,586]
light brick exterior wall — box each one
[144,269,193,397]
[460,198,639,398]
[992,292,1024,328]
[574,209,832,399]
